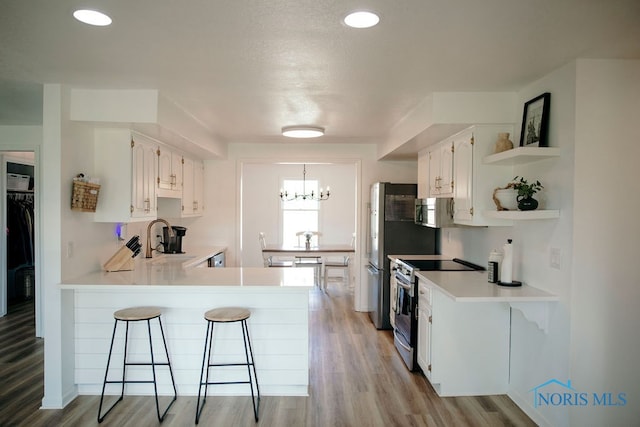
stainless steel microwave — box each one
[415,198,455,228]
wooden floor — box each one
[0,285,536,427]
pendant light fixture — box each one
[280,164,330,201]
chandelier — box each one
[280,164,330,201]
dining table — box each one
[261,244,355,258]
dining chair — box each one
[294,231,323,286]
[259,232,294,267]
[322,233,355,291]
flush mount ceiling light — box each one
[282,126,325,138]
[73,9,112,26]
[344,11,380,28]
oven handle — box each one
[393,330,412,352]
[396,279,412,291]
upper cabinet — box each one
[428,140,454,197]
[157,155,205,218]
[417,150,429,199]
[157,148,183,198]
[452,125,514,226]
[182,157,205,217]
[94,129,158,222]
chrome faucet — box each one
[145,218,174,258]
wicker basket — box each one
[71,181,101,212]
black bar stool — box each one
[97,306,177,423]
[195,307,260,424]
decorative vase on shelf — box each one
[494,132,514,154]
[494,188,518,210]
[517,196,539,211]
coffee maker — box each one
[162,226,187,254]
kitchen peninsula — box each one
[59,247,314,399]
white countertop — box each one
[152,245,227,268]
[416,270,558,302]
[60,245,315,289]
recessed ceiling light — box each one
[344,11,379,28]
[282,126,325,138]
[73,9,112,26]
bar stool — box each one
[195,307,260,424]
[97,306,177,423]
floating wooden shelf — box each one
[483,147,561,165]
[484,210,560,220]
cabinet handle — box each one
[144,198,150,213]
[428,315,432,323]
[193,201,198,211]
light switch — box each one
[550,247,561,269]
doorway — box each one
[1,152,36,321]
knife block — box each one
[103,246,135,272]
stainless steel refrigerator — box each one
[367,183,438,330]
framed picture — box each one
[519,92,550,147]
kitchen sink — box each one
[149,254,196,265]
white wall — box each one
[241,162,357,268]
[441,61,577,427]
[570,59,640,427]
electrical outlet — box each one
[67,241,74,258]
[550,247,561,269]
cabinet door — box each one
[417,150,429,199]
[417,297,432,378]
[158,149,183,192]
[453,133,473,221]
[192,161,204,213]
[439,142,454,197]
[182,156,194,215]
[144,143,157,215]
[131,139,157,219]
[157,148,173,190]
[428,147,441,196]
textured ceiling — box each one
[1,0,639,148]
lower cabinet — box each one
[417,278,510,396]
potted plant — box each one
[510,176,544,211]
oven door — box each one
[394,277,413,349]
[394,273,418,370]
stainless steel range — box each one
[392,258,484,371]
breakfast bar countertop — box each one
[60,245,315,289]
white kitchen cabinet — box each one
[158,155,205,218]
[452,125,514,226]
[417,277,510,396]
[157,148,183,198]
[416,281,432,378]
[417,149,429,199]
[94,129,158,222]
[428,140,454,197]
[182,157,204,217]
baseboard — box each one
[508,389,553,427]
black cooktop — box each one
[403,258,485,271]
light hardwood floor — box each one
[0,284,536,426]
